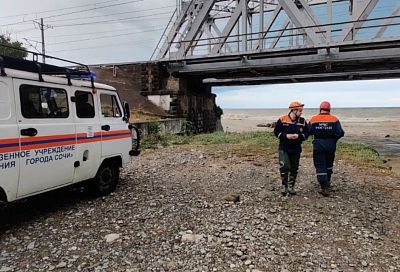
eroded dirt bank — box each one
[1,146,400,272]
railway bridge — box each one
[95,0,400,132]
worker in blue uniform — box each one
[274,101,308,196]
[309,101,345,196]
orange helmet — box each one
[289,101,304,110]
[320,101,331,111]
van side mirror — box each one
[123,101,130,122]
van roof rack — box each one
[0,44,95,88]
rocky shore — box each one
[1,146,400,271]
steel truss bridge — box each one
[153,0,400,85]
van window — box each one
[20,85,69,118]
[75,91,95,118]
[0,82,11,120]
[100,94,121,118]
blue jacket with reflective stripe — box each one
[308,113,345,151]
[274,114,308,153]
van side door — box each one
[72,89,101,182]
[14,80,76,197]
[98,90,131,163]
[0,76,19,201]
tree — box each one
[0,35,28,59]
[215,105,224,119]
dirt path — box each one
[1,146,400,271]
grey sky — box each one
[1,1,400,108]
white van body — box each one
[0,57,138,202]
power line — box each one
[47,28,165,45]
[0,0,119,20]
[21,39,41,53]
[13,27,37,34]
[0,0,145,27]
[46,5,176,23]
[52,12,172,27]
[0,21,33,28]
[48,39,159,53]
[30,25,167,39]
[42,0,145,20]
[23,37,42,44]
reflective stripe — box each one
[316,173,327,176]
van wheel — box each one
[89,162,119,196]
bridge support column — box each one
[172,78,217,133]
[91,62,220,133]
[140,63,219,133]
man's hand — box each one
[286,134,299,140]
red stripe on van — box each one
[0,146,20,153]
[20,133,77,144]
[0,130,132,153]
[102,135,131,141]
[0,138,20,144]
[102,129,131,135]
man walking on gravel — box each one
[309,101,345,196]
[274,101,309,196]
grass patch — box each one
[140,131,390,170]
[336,142,390,170]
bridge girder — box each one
[167,40,400,84]
[154,0,400,84]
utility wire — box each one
[21,38,41,53]
[48,39,159,53]
[0,0,144,27]
[0,1,115,21]
[47,28,165,45]
[30,25,167,39]
[0,0,119,19]
[13,27,37,34]
[51,12,172,27]
[46,5,176,23]
[42,0,145,20]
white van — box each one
[0,54,140,202]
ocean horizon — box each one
[222,107,400,121]
[223,106,400,109]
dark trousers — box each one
[313,146,335,187]
[279,150,300,186]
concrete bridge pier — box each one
[174,76,217,133]
[92,62,219,133]
[142,65,218,133]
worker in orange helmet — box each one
[309,101,345,196]
[273,101,309,196]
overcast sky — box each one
[1,0,399,108]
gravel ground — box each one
[1,146,400,272]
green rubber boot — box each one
[288,176,297,195]
[281,185,288,196]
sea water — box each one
[222,107,400,123]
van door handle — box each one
[21,128,38,136]
[101,125,110,131]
